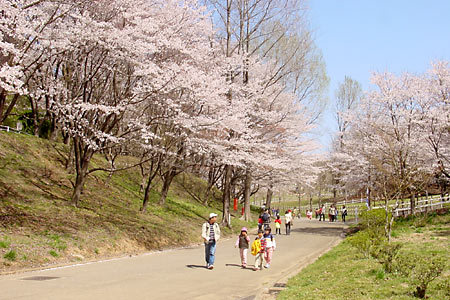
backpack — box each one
[251,239,261,256]
[262,213,270,222]
[264,233,274,241]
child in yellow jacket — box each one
[251,229,265,271]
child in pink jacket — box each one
[263,227,276,268]
[235,227,251,268]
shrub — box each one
[49,250,59,257]
[348,231,374,258]
[4,250,17,261]
[373,242,403,273]
[436,276,450,298]
[413,215,428,228]
[397,252,446,298]
[359,208,388,231]
[348,210,388,259]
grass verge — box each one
[277,212,449,300]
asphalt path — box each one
[0,219,346,300]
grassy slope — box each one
[0,132,257,273]
[277,213,450,300]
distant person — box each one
[319,204,325,221]
[334,206,339,222]
[306,209,312,220]
[263,227,276,269]
[294,207,300,219]
[251,229,265,271]
[328,205,334,222]
[285,210,293,235]
[201,213,220,270]
[274,215,282,235]
[342,205,348,222]
[262,209,271,229]
[235,227,250,268]
[315,208,319,219]
[258,215,263,231]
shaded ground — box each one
[291,225,347,237]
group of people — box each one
[201,204,348,271]
[315,204,348,222]
[258,209,294,235]
[202,212,278,271]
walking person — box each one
[319,204,325,221]
[251,229,265,271]
[262,209,271,230]
[342,205,348,222]
[328,205,334,222]
[274,215,282,235]
[235,227,250,268]
[263,227,276,268]
[258,214,263,231]
[201,213,220,270]
[285,210,292,235]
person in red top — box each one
[274,215,282,235]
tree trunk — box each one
[203,164,217,205]
[49,113,58,141]
[0,88,5,122]
[141,174,155,212]
[243,168,252,221]
[65,138,74,170]
[70,143,93,207]
[410,194,415,215]
[221,164,232,228]
[0,93,19,124]
[159,167,177,205]
[71,167,88,207]
[266,186,273,211]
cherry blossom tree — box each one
[330,62,449,207]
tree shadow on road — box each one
[291,226,344,237]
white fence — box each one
[372,194,450,217]
[268,194,449,219]
[0,125,30,135]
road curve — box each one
[0,219,346,300]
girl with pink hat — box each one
[235,227,250,268]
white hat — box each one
[209,213,218,219]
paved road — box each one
[0,219,346,300]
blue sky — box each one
[308,0,450,150]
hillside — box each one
[0,132,257,273]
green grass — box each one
[0,240,10,249]
[49,250,59,257]
[0,131,258,272]
[4,250,17,261]
[278,212,450,300]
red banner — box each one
[233,198,238,211]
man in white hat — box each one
[201,213,221,269]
